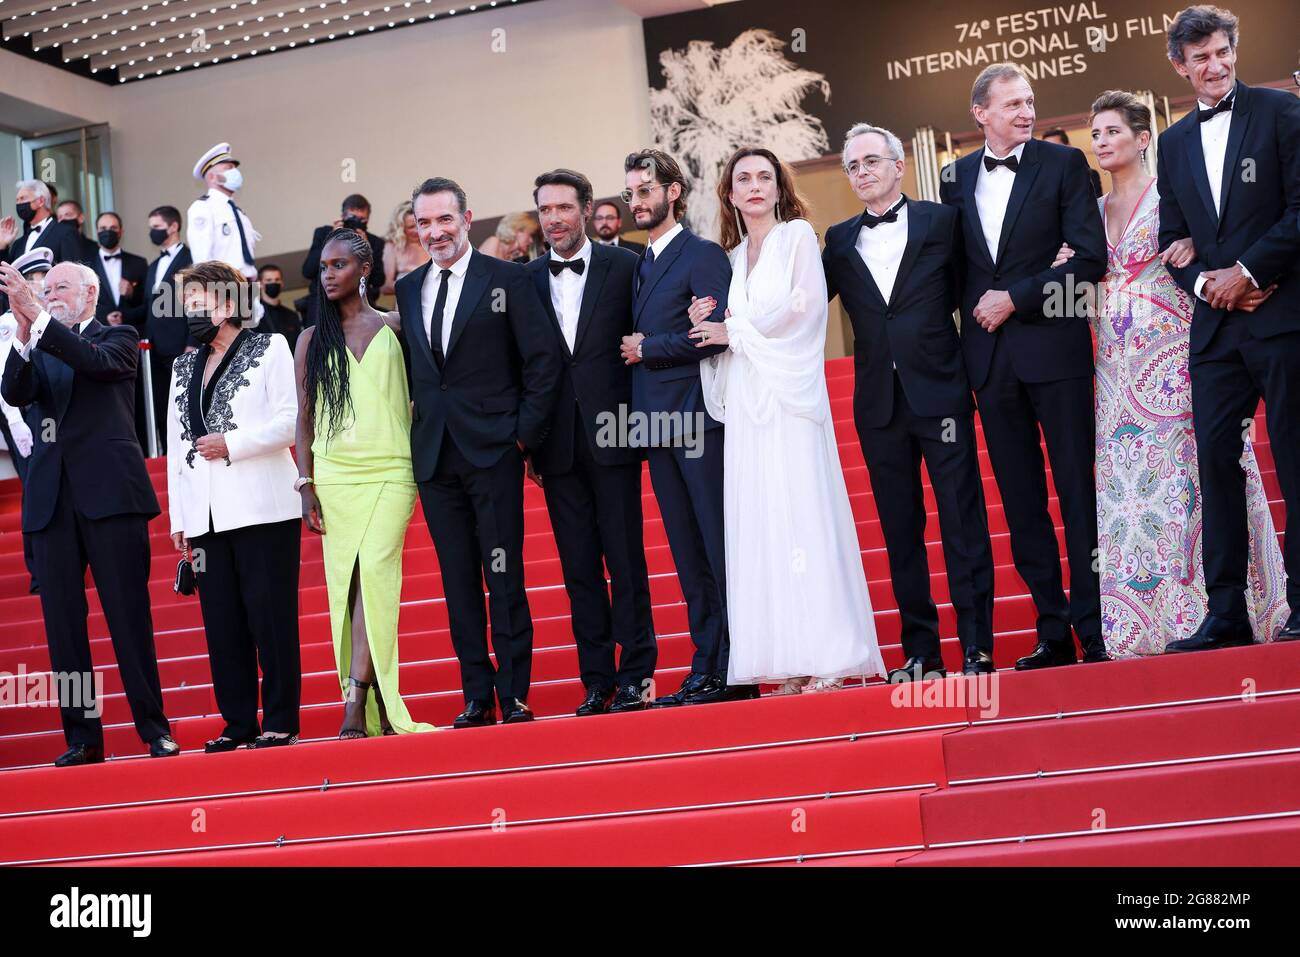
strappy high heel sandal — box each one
[339,676,370,740]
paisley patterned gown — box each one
[1093,181,1289,656]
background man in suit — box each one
[55,200,101,262]
[527,168,656,716]
[124,205,193,455]
[303,194,386,327]
[591,200,645,254]
[1,180,86,267]
[939,63,1109,670]
[396,177,560,728]
[825,123,996,679]
[1156,5,1300,648]
[257,264,302,351]
[0,260,177,766]
[1039,128,1104,197]
[90,212,147,327]
[618,148,750,707]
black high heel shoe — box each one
[251,732,299,749]
[204,735,254,753]
[339,676,371,740]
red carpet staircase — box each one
[0,358,1296,866]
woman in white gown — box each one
[688,148,884,692]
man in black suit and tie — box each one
[303,194,386,327]
[0,260,178,766]
[1,180,86,267]
[940,62,1110,670]
[124,205,193,455]
[592,200,645,255]
[396,177,561,727]
[526,169,656,716]
[1155,5,1300,648]
[89,211,147,326]
[617,148,752,707]
[825,123,996,679]
[55,200,101,263]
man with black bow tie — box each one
[0,260,177,766]
[90,211,147,327]
[1,180,85,267]
[124,205,193,455]
[940,62,1109,671]
[526,169,656,715]
[825,124,995,679]
[1155,5,1300,649]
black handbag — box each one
[174,545,197,596]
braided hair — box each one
[305,227,372,444]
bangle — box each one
[294,476,314,492]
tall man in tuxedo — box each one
[940,63,1109,670]
[1155,5,1300,648]
[591,201,645,254]
[1,180,85,267]
[618,148,752,707]
[0,261,177,766]
[527,169,656,715]
[396,177,561,727]
[825,124,996,678]
[124,205,192,454]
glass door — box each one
[21,124,114,227]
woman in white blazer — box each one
[167,260,302,751]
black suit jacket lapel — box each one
[1216,80,1252,230]
[1182,114,1219,226]
[890,201,930,307]
[573,247,609,354]
[959,151,997,273]
[837,219,888,310]
[994,140,1042,266]
[445,252,490,360]
[633,227,690,326]
[400,261,438,373]
[530,259,570,358]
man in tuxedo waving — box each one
[396,178,561,727]
[825,123,996,679]
[1156,5,1300,648]
[527,169,656,715]
[940,63,1109,670]
[618,148,754,707]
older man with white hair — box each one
[0,180,86,266]
[0,259,175,766]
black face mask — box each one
[262,282,282,299]
[16,202,36,223]
[98,229,120,249]
[149,227,169,246]
[186,308,223,345]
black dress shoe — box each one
[683,674,760,705]
[453,699,497,728]
[54,744,104,767]
[1165,615,1254,653]
[1278,610,1300,642]
[888,655,946,682]
[1015,641,1076,670]
[575,687,613,717]
[1080,636,1111,663]
[204,735,253,753]
[148,734,181,758]
[500,698,534,724]
[652,672,710,708]
[962,649,996,675]
[609,684,648,713]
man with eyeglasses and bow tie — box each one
[824,123,995,681]
[940,62,1108,673]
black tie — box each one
[429,268,452,369]
[1198,94,1235,122]
[861,197,905,229]
[983,153,1019,173]
[549,258,585,276]
[635,246,655,296]
[227,199,255,267]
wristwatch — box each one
[636,339,643,359]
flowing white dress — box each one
[702,219,885,684]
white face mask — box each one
[221,167,243,192]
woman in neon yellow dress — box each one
[293,228,435,738]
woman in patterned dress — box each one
[1080,90,1288,655]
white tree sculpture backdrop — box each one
[649,28,832,242]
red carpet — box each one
[0,357,1295,866]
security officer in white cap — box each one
[186,143,262,325]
